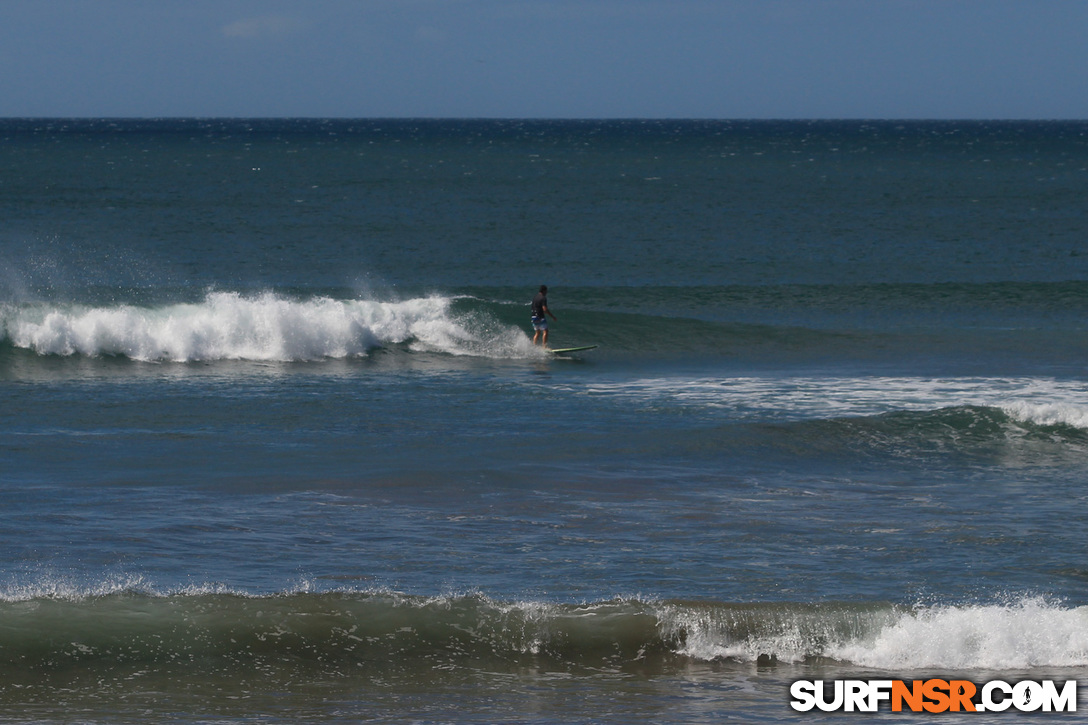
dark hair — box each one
[539,285,548,293]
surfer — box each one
[530,285,557,347]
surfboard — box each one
[548,345,598,355]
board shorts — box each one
[531,315,548,331]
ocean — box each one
[1,118,1087,722]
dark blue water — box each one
[2,119,1088,722]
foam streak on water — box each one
[580,375,1088,429]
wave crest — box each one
[1002,401,1088,430]
[0,587,1084,673]
[1,292,535,362]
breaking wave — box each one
[0,585,1084,674]
[0,291,537,362]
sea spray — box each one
[829,598,1088,670]
[0,292,534,362]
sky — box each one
[1,0,1087,119]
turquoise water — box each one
[2,119,1088,722]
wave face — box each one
[0,292,536,362]
[0,290,823,365]
[0,589,1084,677]
[5,281,1088,370]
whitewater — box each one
[0,291,546,362]
[3,118,1088,723]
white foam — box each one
[670,598,1088,670]
[580,376,1088,430]
[1001,401,1088,430]
[1,292,534,362]
[833,599,1088,670]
